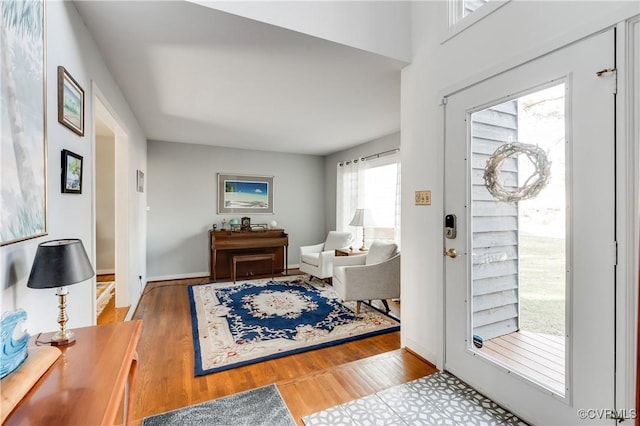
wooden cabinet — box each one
[210,229,288,281]
[4,321,142,426]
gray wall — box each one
[147,140,325,279]
[324,132,401,231]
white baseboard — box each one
[147,272,210,282]
[404,337,439,370]
[96,268,116,275]
[148,267,299,282]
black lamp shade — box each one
[27,239,95,289]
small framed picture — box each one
[61,149,83,194]
[241,216,251,230]
[57,66,84,136]
[136,170,145,193]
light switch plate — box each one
[415,190,431,205]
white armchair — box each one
[299,231,353,282]
[332,240,400,314]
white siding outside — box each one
[471,100,519,340]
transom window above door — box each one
[446,0,511,40]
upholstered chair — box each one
[332,240,400,314]
[299,231,353,282]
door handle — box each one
[444,248,458,258]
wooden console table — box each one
[210,229,288,281]
[4,320,142,426]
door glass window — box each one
[469,83,566,396]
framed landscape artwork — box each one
[57,66,84,136]
[61,150,83,194]
[217,174,274,214]
[1,0,47,245]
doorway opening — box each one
[470,83,566,396]
[95,115,117,323]
[94,93,130,324]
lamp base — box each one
[358,228,368,251]
[50,330,75,346]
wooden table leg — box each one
[232,258,237,283]
[125,352,139,426]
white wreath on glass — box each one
[483,142,551,203]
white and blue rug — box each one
[189,275,400,376]
[143,384,295,426]
[302,371,528,426]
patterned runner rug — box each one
[302,371,528,425]
[189,275,400,376]
[143,384,295,426]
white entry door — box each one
[444,30,616,425]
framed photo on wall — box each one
[1,0,47,245]
[217,173,274,214]
[136,170,145,193]
[61,149,83,194]
[57,66,84,136]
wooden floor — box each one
[479,330,565,395]
[96,274,129,325]
[125,273,437,425]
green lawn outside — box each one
[518,234,566,336]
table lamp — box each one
[27,239,95,346]
[349,209,374,251]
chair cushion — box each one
[366,241,398,265]
[323,232,352,251]
[301,252,320,267]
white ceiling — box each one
[74,1,407,156]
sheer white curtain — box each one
[336,150,401,247]
[336,158,364,243]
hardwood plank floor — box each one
[128,274,437,425]
[97,274,129,324]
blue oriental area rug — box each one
[188,276,399,376]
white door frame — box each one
[615,17,640,414]
[92,83,131,317]
[440,23,640,423]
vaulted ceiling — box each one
[74,1,407,156]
